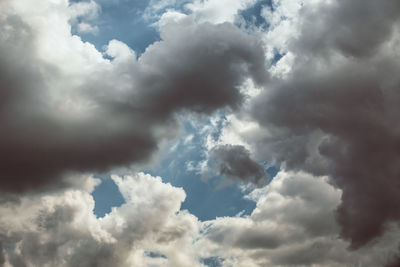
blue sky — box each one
[71,0,160,53]
[88,0,276,220]
[92,115,279,220]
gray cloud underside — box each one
[249,0,400,248]
[208,144,268,185]
[0,7,266,193]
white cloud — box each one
[0,172,202,267]
[0,170,399,266]
[185,0,257,24]
[77,22,99,35]
[196,171,400,266]
[68,0,101,22]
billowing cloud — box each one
[2,170,400,267]
[197,171,400,266]
[0,0,266,193]
[0,172,202,267]
[246,0,400,248]
[207,144,268,185]
[185,0,257,24]
[295,0,400,58]
[2,0,400,265]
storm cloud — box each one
[0,0,265,193]
[249,0,400,248]
[208,144,268,185]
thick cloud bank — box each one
[246,0,400,248]
[0,0,265,193]
[1,171,399,266]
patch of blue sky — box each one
[70,0,192,55]
[271,49,286,64]
[266,164,280,180]
[145,251,167,259]
[202,257,223,267]
[239,0,271,29]
[70,0,158,55]
[83,0,281,219]
[238,1,286,67]
[142,116,257,221]
[92,176,125,217]
[92,113,279,219]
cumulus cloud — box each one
[0,0,266,193]
[197,171,400,266]
[185,0,257,24]
[2,169,399,267]
[207,144,268,185]
[0,172,202,267]
[3,0,400,265]
[76,22,99,34]
[245,0,400,248]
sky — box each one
[1,0,400,266]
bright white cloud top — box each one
[1,0,400,266]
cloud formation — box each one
[2,0,400,265]
[1,170,399,267]
[196,171,400,266]
[246,0,400,248]
[0,173,201,267]
[208,144,268,185]
[0,0,265,193]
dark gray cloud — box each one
[208,144,268,185]
[386,252,400,267]
[0,3,265,194]
[295,0,400,58]
[0,242,5,266]
[249,0,400,249]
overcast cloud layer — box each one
[1,0,400,266]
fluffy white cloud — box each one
[0,173,202,267]
[2,170,399,266]
[144,0,258,24]
[76,22,99,34]
[185,0,257,24]
[196,171,400,266]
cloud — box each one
[185,0,257,24]
[0,172,202,267]
[0,169,399,266]
[245,0,400,248]
[76,22,99,34]
[2,0,400,265]
[0,0,266,193]
[197,171,400,266]
[295,0,400,58]
[207,144,268,185]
